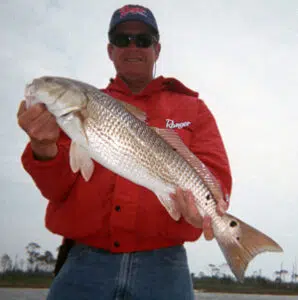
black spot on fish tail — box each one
[230,220,238,227]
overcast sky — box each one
[0,0,297,280]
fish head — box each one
[25,76,88,118]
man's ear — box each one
[107,43,114,61]
[154,43,161,61]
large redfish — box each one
[24,76,283,281]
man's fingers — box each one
[185,190,195,203]
[203,216,214,240]
[27,113,56,140]
[184,190,200,218]
[28,103,47,118]
[17,100,27,118]
[176,187,185,202]
[171,187,186,212]
[17,102,59,146]
[170,187,225,240]
[174,189,204,228]
[216,199,228,216]
[18,103,46,129]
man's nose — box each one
[127,40,137,48]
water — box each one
[0,288,48,300]
[0,289,297,299]
[195,292,298,300]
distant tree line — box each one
[0,242,56,275]
[1,242,298,287]
[195,262,298,284]
[191,274,298,295]
[1,242,297,294]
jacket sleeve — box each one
[21,132,78,203]
[190,99,232,201]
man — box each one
[17,4,231,300]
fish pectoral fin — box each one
[216,213,283,282]
[119,101,147,123]
[69,141,94,181]
[152,127,224,202]
[156,193,181,221]
[69,141,80,173]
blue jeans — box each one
[47,243,195,300]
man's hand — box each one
[171,188,228,240]
[17,100,60,160]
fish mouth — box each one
[25,82,34,96]
[24,81,81,118]
[24,83,38,108]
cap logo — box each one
[120,5,147,18]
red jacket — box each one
[22,76,232,253]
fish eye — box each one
[42,76,52,82]
[60,112,70,117]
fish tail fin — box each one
[215,213,283,282]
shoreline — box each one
[0,285,297,296]
[195,289,298,296]
[1,274,297,296]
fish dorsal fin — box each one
[119,101,147,123]
[153,128,224,201]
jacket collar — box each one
[104,75,199,98]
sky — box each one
[0,0,297,281]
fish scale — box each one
[87,99,167,188]
[24,76,283,282]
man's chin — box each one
[121,71,150,80]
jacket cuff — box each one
[22,142,69,169]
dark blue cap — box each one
[109,5,159,38]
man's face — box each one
[108,21,161,82]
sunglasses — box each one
[109,33,157,48]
